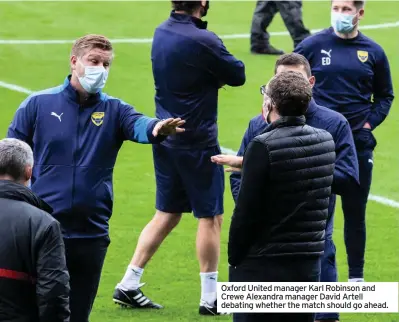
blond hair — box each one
[71,34,113,58]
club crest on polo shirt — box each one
[91,112,105,126]
[357,50,368,63]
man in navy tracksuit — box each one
[212,53,359,321]
[113,1,245,315]
[294,0,394,302]
[7,34,184,322]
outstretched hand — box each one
[153,118,186,137]
[210,154,243,172]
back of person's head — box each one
[266,71,312,116]
[0,138,33,186]
[274,53,312,78]
[171,1,210,17]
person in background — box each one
[250,0,311,55]
[294,3,394,320]
[7,34,184,322]
[0,138,70,322]
[113,0,245,315]
[227,71,335,322]
[212,52,359,322]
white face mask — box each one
[77,60,108,94]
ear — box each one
[201,0,207,7]
[308,76,316,88]
[24,165,32,186]
[70,55,78,71]
[262,99,269,120]
[358,8,365,20]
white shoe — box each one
[348,278,364,282]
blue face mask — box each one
[331,11,358,34]
[77,60,109,94]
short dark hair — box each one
[331,0,365,10]
[266,71,312,116]
[274,53,312,77]
[354,0,365,10]
[172,1,203,14]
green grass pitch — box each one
[0,1,398,321]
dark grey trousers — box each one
[250,0,310,50]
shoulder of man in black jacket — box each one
[0,138,70,322]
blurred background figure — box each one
[250,0,311,55]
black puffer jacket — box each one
[0,180,70,322]
[228,116,336,266]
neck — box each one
[174,10,202,19]
[268,111,280,123]
[334,27,358,39]
[0,175,25,186]
[70,74,90,103]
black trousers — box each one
[341,128,376,279]
[229,257,320,322]
[64,236,110,322]
[250,0,310,50]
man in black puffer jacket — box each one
[0,138,70,322]
[227,71,335,322]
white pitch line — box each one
[368,195,399,209]
[0,80,398,210]
[0,21,398,45]
[0,81,33,94]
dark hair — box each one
[266,71,312,116]
[172,1,203,14]
[274,53,312,77]
[354,0,365,10]
[331,0,365,10]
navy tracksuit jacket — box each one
[230,99,359,320]
[152,11,246,150]
[7,76,164,239]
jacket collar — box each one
[265,115,306,133]
[0,180,53,213]
[62,75,104,106]
[169,11,208,29]
[305,98,319,117]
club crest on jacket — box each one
[357,50,368,63]
[91,112,105,126]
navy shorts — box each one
[152,144,224,218]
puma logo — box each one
[51,112,63,122]
[321,49,332,58]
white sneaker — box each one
[348,278,364,282]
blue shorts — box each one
[152,144,224,218]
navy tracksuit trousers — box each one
[342,128,376,280]
[64,236,110,322]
